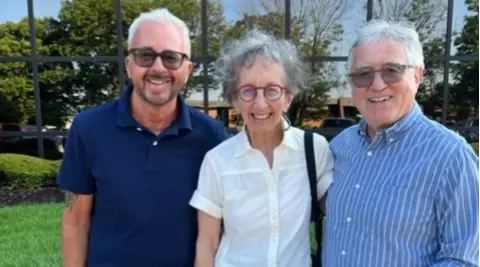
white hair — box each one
[347,20,424,71]
[127,8,191,56]
[214,29,309,104]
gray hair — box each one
[214,29,308,103]
[347,20,424,71]
[127,8,191,57]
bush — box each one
[471,143,479,155]
[0,154,60,189]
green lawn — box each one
[0,203,63,267]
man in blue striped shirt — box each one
[323,20,479,267]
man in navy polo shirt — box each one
[57,8,229,267]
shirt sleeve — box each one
[189,152,223,219]
[56,115,96,194]
[433,145,479,266]
[313,133,334,199]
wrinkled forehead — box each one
[237,56,287,85]
[352,40,408,69]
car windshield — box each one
[322,119,354,128]
[1,124,22,131]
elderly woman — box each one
[189,29,334,267]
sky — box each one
[0,0,472,100]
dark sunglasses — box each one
[128,48,189,70]
[235,84,288,102]
[348,63,416,88]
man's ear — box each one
[125,56,131,78]
[187,61,194,75]
[415,66,424,84]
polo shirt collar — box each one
[234,118,297,158]
[358,101,423,141]
[116,85,193,132]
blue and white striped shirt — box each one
[323,102,479,267]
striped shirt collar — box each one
[358,102,424,142]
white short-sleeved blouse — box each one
[189,125,334,267]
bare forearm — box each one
[61,191,93,267]
[62,220,90,267]
[195,239,218,267]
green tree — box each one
[451,0,479,122]
[0,19,49,124]
[0,0,226,126]
[0,17,78,128]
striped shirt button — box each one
[367,151,373,156]
[341,250,346,256]
[346,217,352,223]
[355,184,360,189]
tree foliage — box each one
[451,0,479,121]
[0,0,225,127]
[0,0,478,127]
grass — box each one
[0,203,62,267]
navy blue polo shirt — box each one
[57,86,229,267]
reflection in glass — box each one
[372,0,447,56]
[417,61,445,121]
[186,62,230,126]
[0,17,32,56]
[0,62,34,124]
[452,0,480,56]
[35,62,120,131]
[219,0,363,57]
[449,61,478,123]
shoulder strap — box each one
[304,131,318,221]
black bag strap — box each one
[304,131,319,222]
[304,131,324,267]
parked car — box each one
[312,117,357,141]
[445,118,479,143]
[0,123,24,143]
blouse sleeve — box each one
[313,133,334,199]
[189,152,224,219]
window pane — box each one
[186,60,232,128]
[220,0,363,57]
[320,61,359,122]
[417,60,445,121]
[448,60,478,123]
[316,0,366,57]
[0,61,36,155]
[452,0,478,56]
[0,1,31,57]
[39,61,121,128]
[372,0,447,56]
[35,0,118,56]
